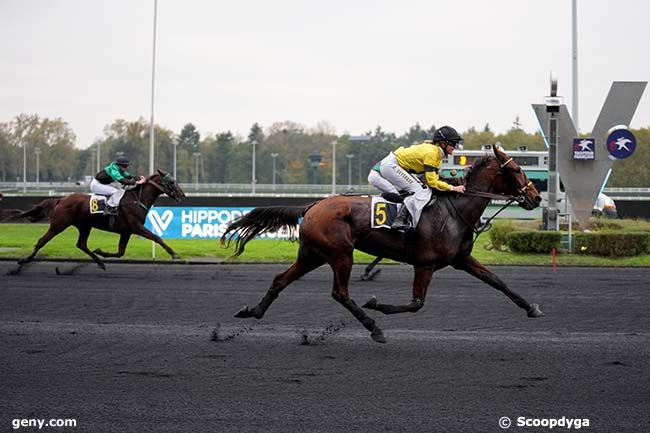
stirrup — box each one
[390,221,411,231]
[105,205,118,216]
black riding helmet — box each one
[432,125,463,147]
[116,156,131,167]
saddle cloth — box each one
[89,195,107,215]
[370,196,402,229]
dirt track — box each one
[1,262,649,432]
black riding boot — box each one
[105,205,118,216]
[390,205,411,231]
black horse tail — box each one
[220,206,306,257]
[1,198,60,222]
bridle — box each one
[129,175,177,212]
[499,157,534,197]
[448,156,534,242]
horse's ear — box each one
[156,169,166,177]
[493,143,506,161]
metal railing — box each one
[1,181,649,199]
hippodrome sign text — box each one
[144,207,296,239]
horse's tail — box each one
[220,205,307,257]
[1,198,60,222]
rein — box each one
[449,188,524,244]
[130,179,166,212]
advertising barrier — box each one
[144,207,296,239]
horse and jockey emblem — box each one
[607,126,636,160]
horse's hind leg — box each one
[10,224,67,275]
[360,256,383,281]
[453,255,544,317]
[363,264,434,315]
[329,254,386,343]
[234,248,325,319]
[94,233,131,258]
[74,226,106,270]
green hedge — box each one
[505,230,650,256]
[506,231,562,254]
[573,232,650,257]
[488,220,521,251]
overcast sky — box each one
[1,0,648,149]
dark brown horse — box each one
[7,170,185,274]
[221,146,544,343]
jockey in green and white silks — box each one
[90,156,145,215]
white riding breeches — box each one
[379,153,431,227]
[367,169,398,194]
[90,179,126,207]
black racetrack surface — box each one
[1,262,648,433]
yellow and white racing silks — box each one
[393,142,453,192]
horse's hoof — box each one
[360,269,381,281]
[362,297,379,310]
[171,253,181,260]
[234,306,255,318]
[371,329,386,344]
[98,263,106,271]
[527,303,544,318]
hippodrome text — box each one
[145,207,296,240]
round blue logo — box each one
[607,127,636,159]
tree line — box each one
[0,113,647,187]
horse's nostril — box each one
[534,195,542,203]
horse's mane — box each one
[463,155,494,185]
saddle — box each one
[370,192,441,230]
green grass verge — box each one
[1,223,650,266]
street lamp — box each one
[251,140,257,194]
[34,146,41,183]
[331,140,336,195]
[193,152,201,190]
[346,154,355,188]
[173,140,178,179]
[22,137,26,193]
[271,152,279,190]
[96,141,101,173]
[348,135,371,189]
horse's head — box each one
[150,169,186,202]
[465,146,542,210]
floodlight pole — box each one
[149,0,158,259]
[571,0,579,132]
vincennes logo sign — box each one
[148,210,174,236]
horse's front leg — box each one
[453,255,544,317]
[133,226,180,259]
[363,264,433,314]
